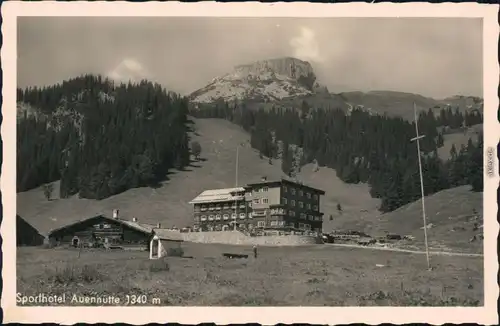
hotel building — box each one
[189,178,325,233]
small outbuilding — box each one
[149,229,184,259]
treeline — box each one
[191,101,483,212]
[17,74,191,199]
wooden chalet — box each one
[17,215,45,246]
[47,214,183,250]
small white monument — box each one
[149,235,166,260]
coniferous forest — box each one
[17,74,483,212]
[191,101,483,212]
[17,75,191,200]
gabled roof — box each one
[16,215,44,236]
[189,187,246,204]
[153,228,184,242]
[47,215,183,242]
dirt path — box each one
[326,243,483,257]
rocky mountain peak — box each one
[190,57,321,104]
[233,57,314,81]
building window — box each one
[262,198,269,204]
[223,204,230,209]
[313,205,319,211]
[223,214,229,220]
[201,215,207,221]
[298,201,303,208]
[216,214,222,220]
[208,215,215,221]
[216,204,221,210]
[257,221,265,227]
[248,212,253,219]
[304,224,311,230]
[282,197,288,205]
[279,221,285,226]
[239,213,246,219]
[313,194,318,200]
[283,186,288,193]
[209,205,215,211]
[253,199,260,204]
[306,192,311,199]
[201,205,207,211]
[231,213,237,219]
[300,213,306,219]
[308,215,314,221]
[299,223,304,229]
[248,202,252,208]
[290,211,296,217]
[270,221,277,226]
[299,190,303,197]
[291,199,296,206]
[307,203,311,210]
[291,188,296,195]
[263,186,269,192]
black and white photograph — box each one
[1,2,498,325]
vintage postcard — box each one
[1,1,498,325]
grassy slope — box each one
[17,244,483,306]
[335,185,483,254]
[437,124,483,160]
[17,117,380,235]
[17,118,483,254]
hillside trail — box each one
[326,243,483,257]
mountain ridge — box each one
[189,57,483,121]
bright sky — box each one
[18,17,483,99]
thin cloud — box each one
[289,27,324,63]
[107,58,149,83]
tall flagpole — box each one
[234,146,239,231]
[410,103,431,270]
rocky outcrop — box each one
[190,57,321,104]
[234,57,314,80]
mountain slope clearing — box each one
[17,117,379,235]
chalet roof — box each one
[16,215,44,236]
[47,215,183,242]
[189,187,246,204]
[119,220,184,241]
[153,228,184,242]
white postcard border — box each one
[1,2,498,325]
